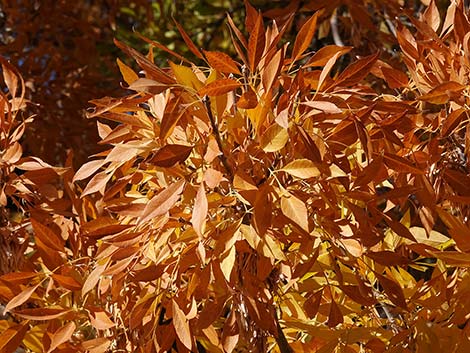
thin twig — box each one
[203,96,234,180]
[330,10,344,47]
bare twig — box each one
[330,10,344,47]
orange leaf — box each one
[82,260,108,297]
[172,300,192,350]
[260,123,289,152]
[151,144,192,167]
[0,322,28,353]
[281,192,309,232]
[383,153,424,174]
[52,274,82,291]
[330,52,379,89]
[198,78,241,96]
[292,12,319,62]
[238,87,258,109]
[140,179,185,223]
[375,274,407,309]
[4,283,39,314]
[89,311,115,330]
[418,81,465,104]
[13,308,70,320]
[174,21,204,59]
[381,67,408,89]
[31,218,65,253]
[48,322,76,353]
[280,159,320,179]
[248,12,265,72]
[191,183,208,237]
[73,159,106,182]
[306,45,352,67]
[116,58,139,85]
[203,50,240,75]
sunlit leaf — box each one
[260,124,289,152]
[280,159,320,179]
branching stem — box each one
[203,96,234,181]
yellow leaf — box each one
[116,58,139,85]
[260,124,289,152]
[170,61,203,91]
[220,246,236,281]
[281,192,309,231]
[280,159,320,179]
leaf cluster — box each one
[1,1,470,353]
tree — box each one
[1,1,470,352]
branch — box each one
[203,96,234,181]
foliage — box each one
[1,1,470,353]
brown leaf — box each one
[82,260,108,297]
[198,78,241,96]
[203,50,240,75]
[203,168,224,189]
[292,12,319,62]
[81,338,111,353]
[140,179,185,223]
[81,171,113,197]
[366,251,409,266]
[81,217,132,239]
[304,289,322,319]
[151,144,193,167]
[381,67,408,89]
[383,153,425,174]
[31,218,65,253]
[340,285,375,306]
[73,159,106,182]
[114,39,175,85]
[423,0,440,32]
[353,156,384,187]
[261,48,283,93]
[303,100,342,114]
[327,299,343,327]
[375,274,407,309]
